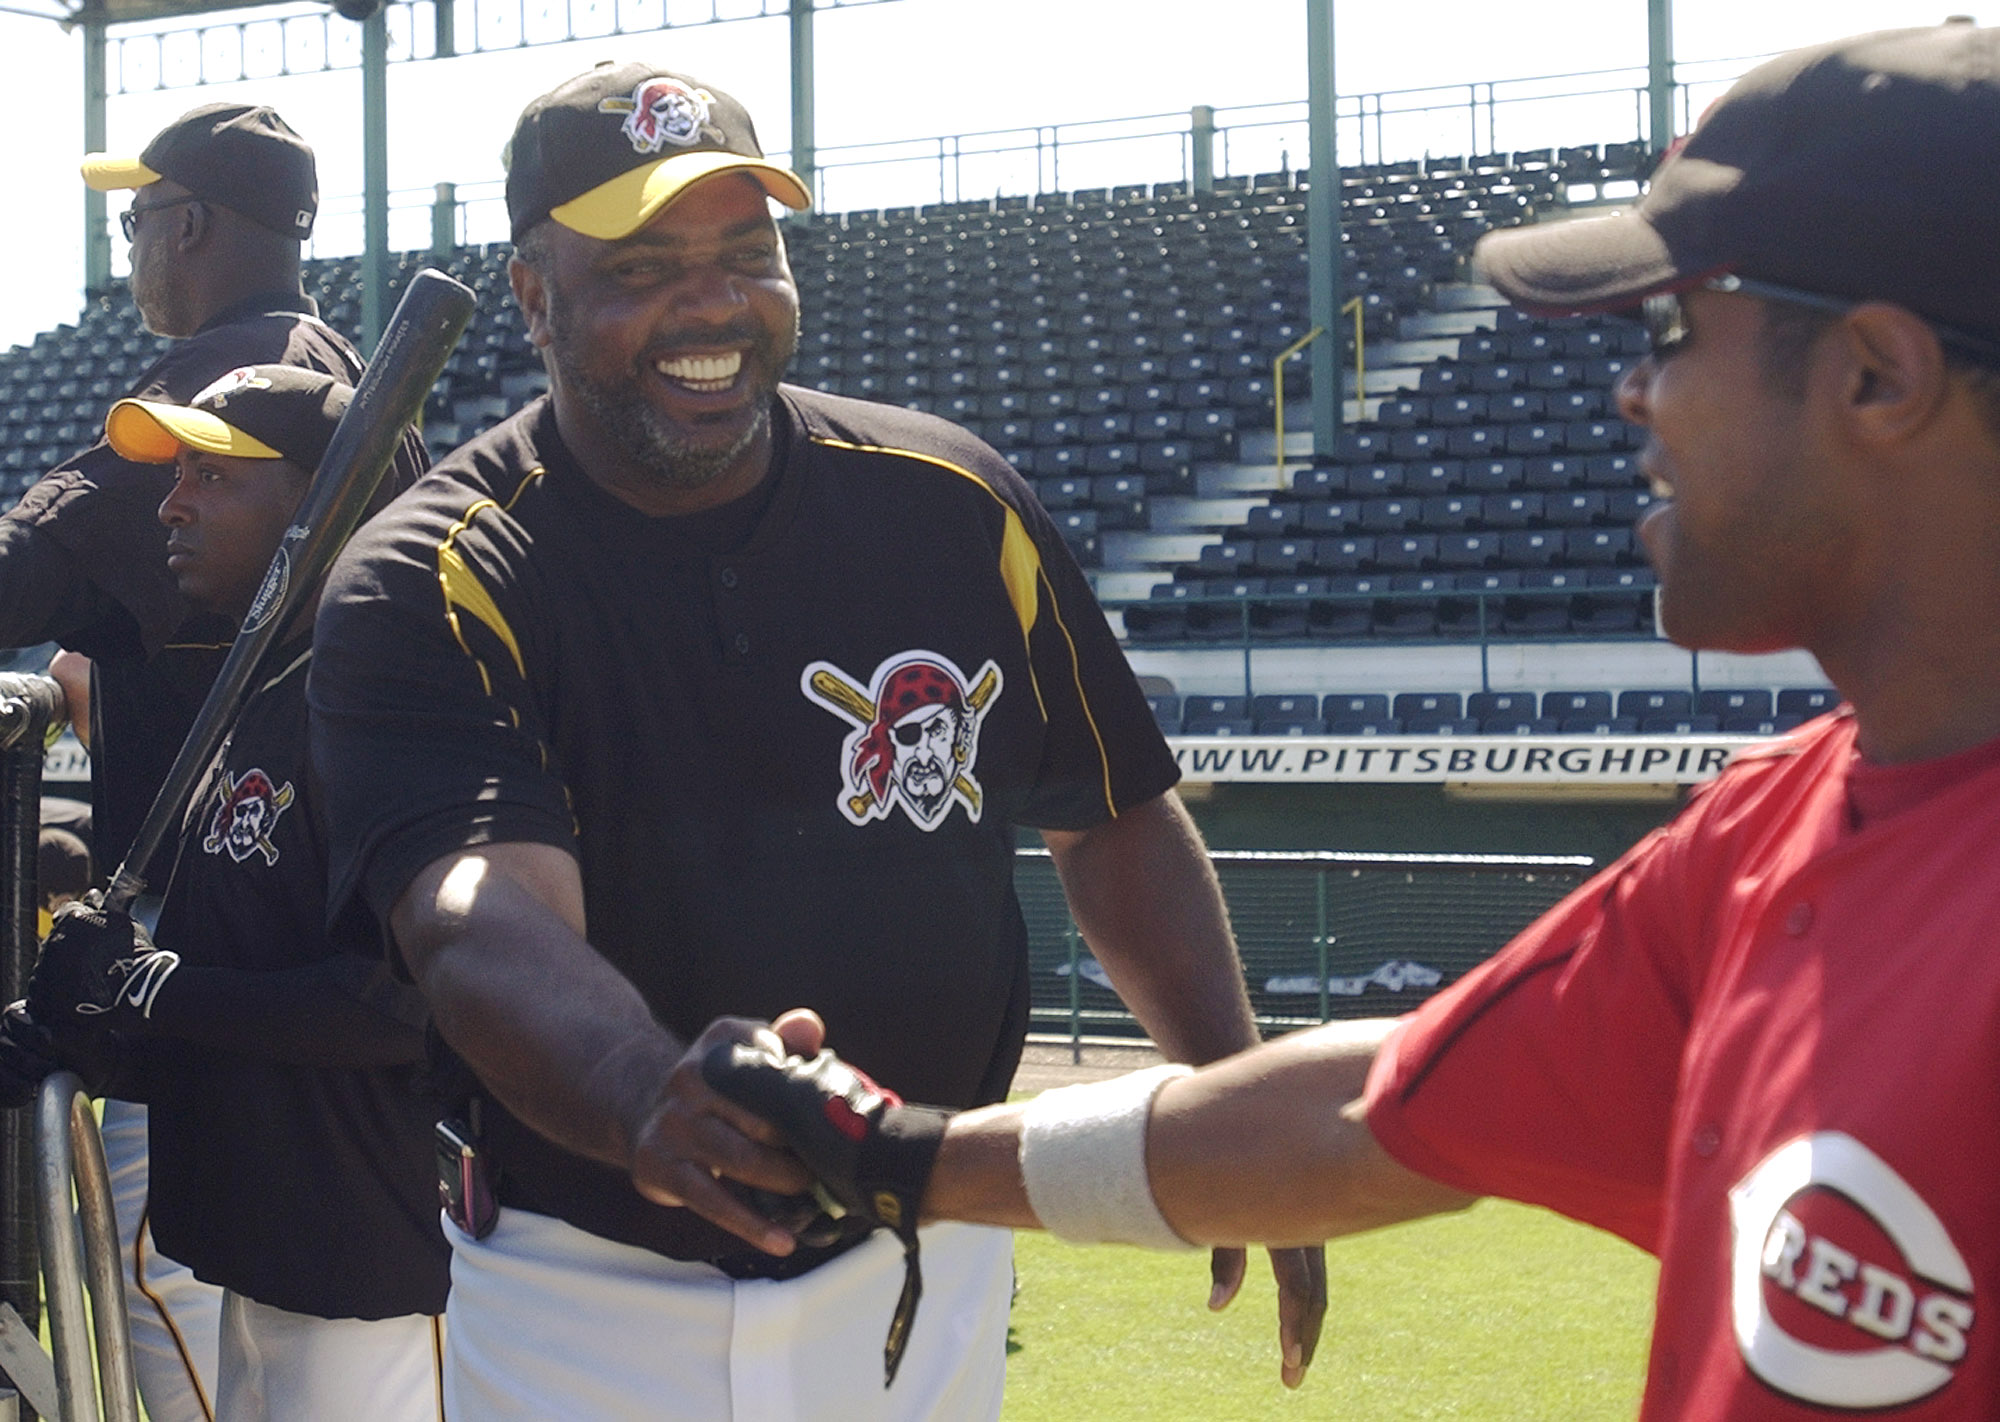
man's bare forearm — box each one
[1043,791,1258,1064]
[392,845,680,1171]
[925,1020,1473,1244]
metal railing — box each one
[0,674,138,1422]
[292,53,1772,260]
[1017,848,1592,1049]
[1108,584,1673,699]
[31,1076,136,1422]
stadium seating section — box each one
[1148,686,1839,737]
[1,141,1821,725]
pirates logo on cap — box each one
[597,77,724,156]
[192,367,274,410]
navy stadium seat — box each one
[1619,689,1694,721]
[1696,689,1775,721]
[1776,687,1840,718]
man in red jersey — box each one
[713,24,2000,1418]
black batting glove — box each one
[0,1002,64,1109]
[28,892,181,1031]
[0,1001,128,1106]
[704,1042,953,1386]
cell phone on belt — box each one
[436,1116,498,1239]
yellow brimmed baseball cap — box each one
[106,366,351,471]
[82,103,318,240]
[506,62,810,242]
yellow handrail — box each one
[1272,325,1324,490]
[1344,294,1366,405]
[1272,298,1365,490]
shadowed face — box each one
[157,447,309,623]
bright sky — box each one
[0,0,1986,349]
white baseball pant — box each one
[442,1208,1011,1420]
[215,1291,443,1422]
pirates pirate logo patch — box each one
[201,767,296,866]
[597,77,723,155]
[803,652,1001,830]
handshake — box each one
[701,1039,953,1385]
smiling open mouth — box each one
[655,351,743,393]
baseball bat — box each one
[102,267,477,913]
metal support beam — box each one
[789,0,816,220]
[360,6,390,352]
[1306,0,1342,457]
[1647,0,1676,153]
[84,17,111,296]
[431,181,456,259]
[1190,105,1215,194]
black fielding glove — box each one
[28,892,180,1030]
[704,1043,953,1386]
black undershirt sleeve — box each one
[142,954,429,1069]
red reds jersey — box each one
[1366,709,2000,1417]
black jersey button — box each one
[733,632,751,655]
[719,567,738,589]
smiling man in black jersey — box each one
[307,61,1325,1419]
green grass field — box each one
[1000,1199,1657,1420]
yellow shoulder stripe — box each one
[436,470,543,682]
[808,434,1121,818]
[809,436,1041,639]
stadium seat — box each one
[1641,714,1723,734]
[1563,716,1642,735]
[1252,577,1326,638]
[1252,694,1324,734]
[1619,689,1695,721]
[1505,569,1581,632]
[1467,691,1540,722]
[1776,687,1840,718]
[1122,583,1197,643]
[1312,576,1383,639]
[1145,694,1182,733]
[1186,579,1261,640]
[1696,689,1775,721]
[1542,691,1614,721]
[1182,695,1254,735]
[1375,573,1446,636]
[1322,693,1391,725]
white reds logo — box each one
[597,78,723,155]
[803,651,1001,831]
[1730,1132,1975,1409]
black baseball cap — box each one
[82,103,318,241]
[1476,25,2000,344]
[105,365,351,473]
[505,62,811,241]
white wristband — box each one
[1019,1063,1197,1251]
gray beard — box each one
[545,301,789,493]
[565,363,769,492]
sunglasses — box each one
[119,196,198,241]
[1639,274,2000,366]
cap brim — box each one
[105,399,283,464]
[1475,208,1700,316]
[551,152,811,240]
[80,155,162,193]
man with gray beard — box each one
[307,60,1324,1419]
